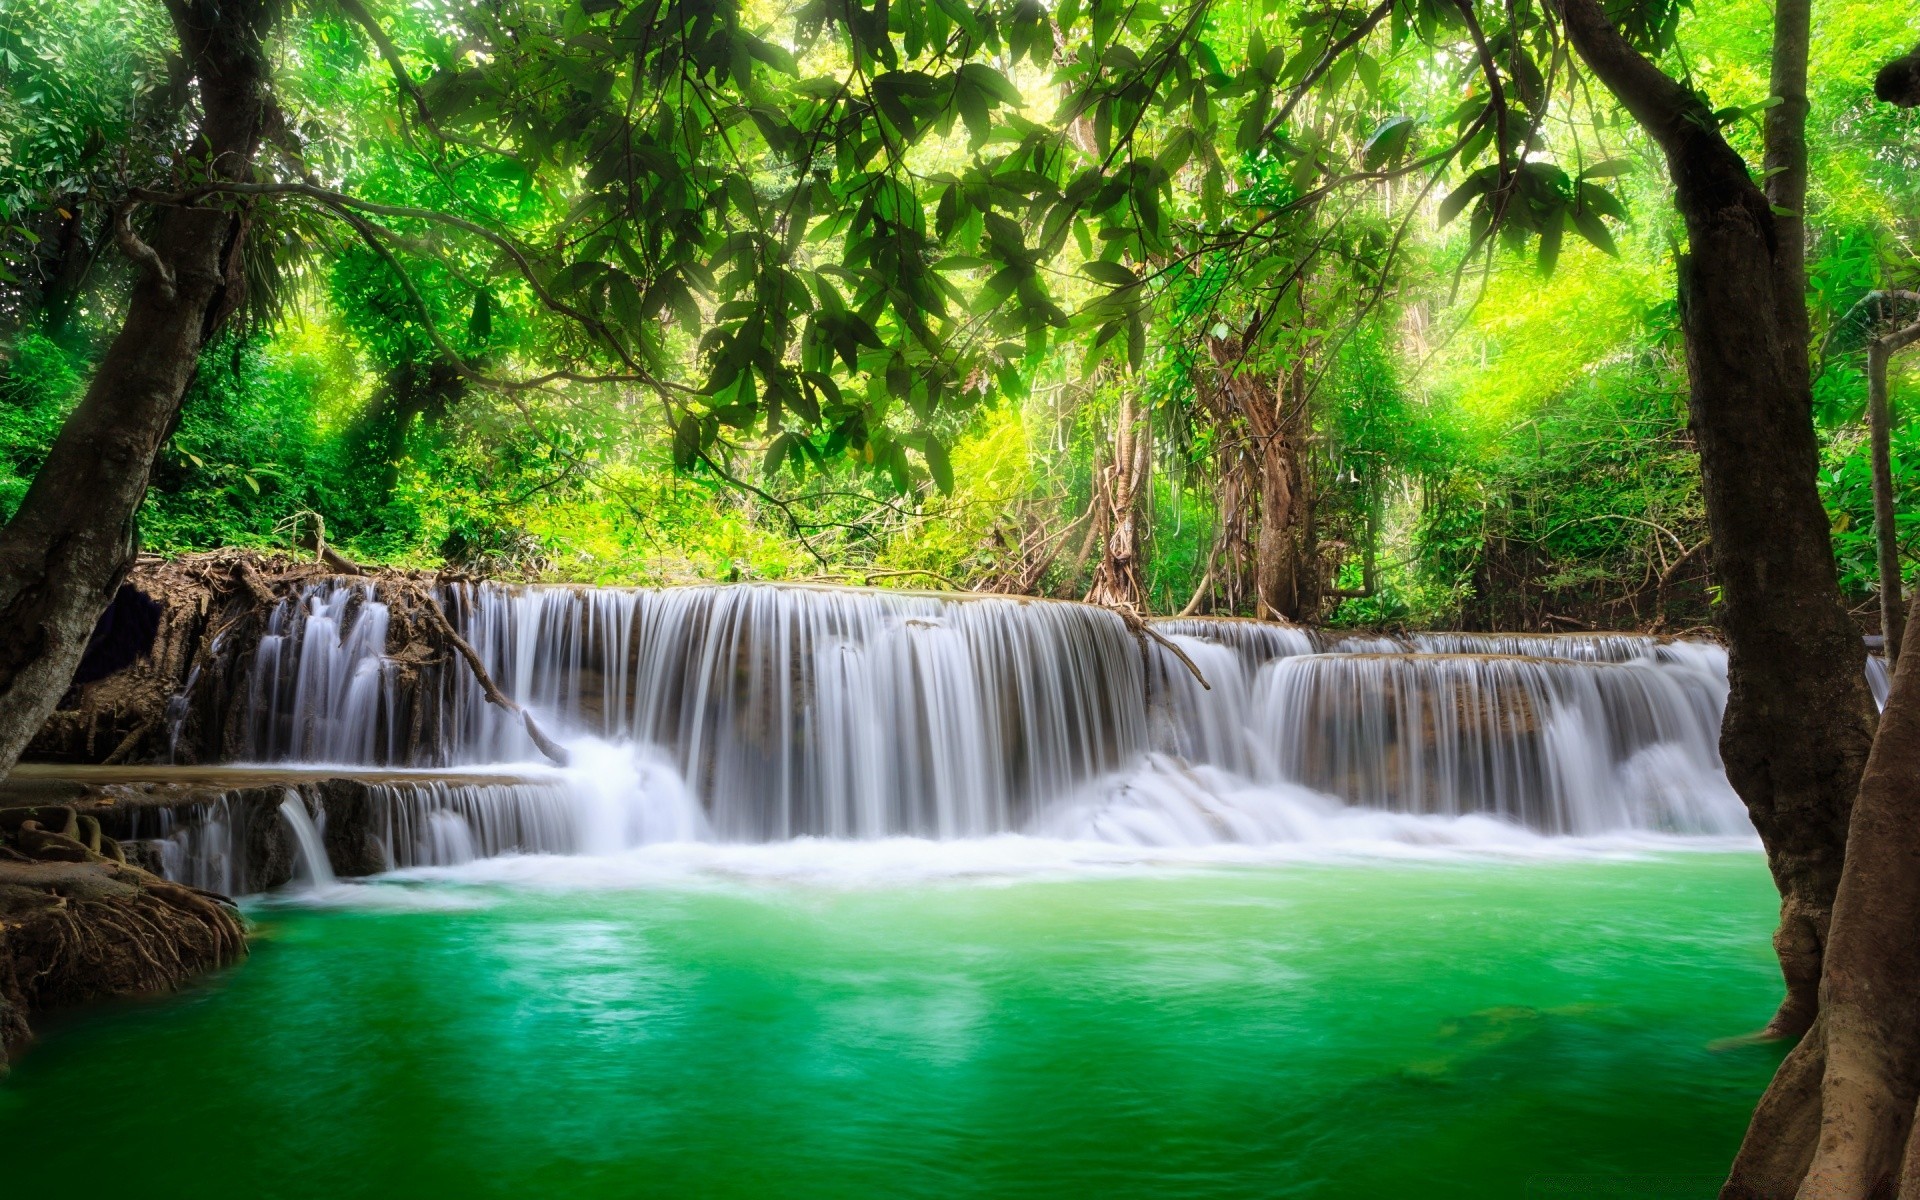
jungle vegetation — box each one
[2,0,1920,1190]
[0,0,1910,622]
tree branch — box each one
[113,204,175,301]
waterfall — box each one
[136,800,240,895]
[277,793,336,889]
[1247,651,1738,834]
[219,581,1751,853]
[243,584,1146,840]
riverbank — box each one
[0,810,245,1069]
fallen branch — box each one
[232,561,278,609]
[1176,537,1224,618]
[1103,604,1211,690]
[405,584,571,767]
[102,719,157,766]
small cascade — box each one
[111,764,704,892]
[208,581,1754,848]
[1402,632,1666,661]
[1247,651,1739,834]
[247,584,397,763]
[277,792,336,889]
[164,663,204,763]
[1151,617,1319,670]
[135,801,241,895]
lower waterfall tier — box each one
[0,746,1754,898]
[215,582,1745,845]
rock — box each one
[319,780,389,877]
[119,839,169,875]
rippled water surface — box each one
[0,850,1786,1199]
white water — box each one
[156,579,1760,893]
[277,792,336,889]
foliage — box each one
[0,0,1914,629]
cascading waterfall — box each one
[132,799,242,895]
[1250,650,1737,834]
[277,792,336,889]
[191,579,1752,886]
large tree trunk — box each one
[1251,360,1318,622]
[1557,0,1876,1039]
[1204,338,1318,622]
[1085,389,1151,609]
[1722,586,1920,1198]
[0,0,271,779]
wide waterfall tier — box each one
[243,584,1147,839]
[227,582,1746,844]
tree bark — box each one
[1203,338,1318,622]
[1556,0,1877,1039]
[0,0,272,780]
[1251,361,1316,622]
[1085,389,1151,609]
[1762,0,1810,401]
[1723,586,1920,1198]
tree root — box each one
[0,817,249,1069]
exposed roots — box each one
[0,855,247,1068]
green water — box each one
[0,853,1785,1199]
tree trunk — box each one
[1557,0,1877,1040]
[1250,363,1315,622]
[1762,0,1810,400]
[1870,337,1905,669]
[1722,585,1920,1198]
[0,0,271,780]
[1085,389,1150,609]
[1204,338,1317,622]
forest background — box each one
[1,0,1915,631]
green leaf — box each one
[762,432,793,477]
[957,63,1023,107]
[1082,260,1138,287]
[1571,208,1619,256]
[1362,116,1414,170]
[1578,157,1633,180]
[672,413,703,470]
[1537,214,1564,276]
[1577,182,1629,222]
[1436,177,1485,227]
[923,438,954,493]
